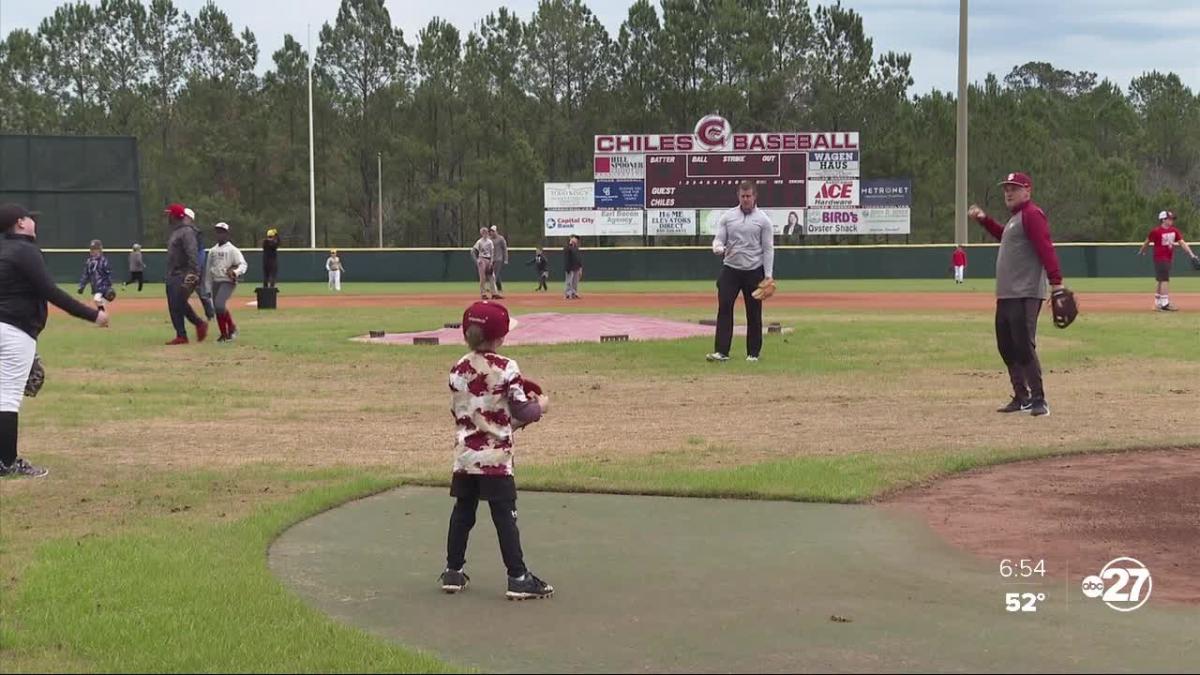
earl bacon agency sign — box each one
[595,115,859,154]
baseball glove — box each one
[182,272,200,291]
[226,266,240,281]
[1050,287,1079,329]
[751,278,777,301]
[24,355,45,398]
[103,289,117,302]
[1190,255,1200,271]
[519,377,543,398]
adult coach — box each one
[1,203,109,478]
[185,207,215,320]
[563,235,584,300]
[163,203,208,345]
[707,180,775,363]
[1138,210,1198,311]
[490,226,509,295]
[471,227,496,299]
[968,172,1067,417]
[262,228,280,288]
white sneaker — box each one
[746,356,759,362]
[705,352,729,362]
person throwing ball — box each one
[707,180,775,363]
[969,172,1071,417]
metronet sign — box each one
[595,115,860,209]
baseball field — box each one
[1,278,1197,672]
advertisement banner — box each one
[699,209,724,236]
[807,151,860,178]
[805,209,865,235]
[806,179,860,208]
[593,154,645,180]
[805,208,910,234]
[594,180,646,208]
[544,182,594,209]
[596,210,644,236]
[699,207,801,236]
[862,208,911,234]
[647,209,697,236]
[861,178,913,208]
[544,210,597,237]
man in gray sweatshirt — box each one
[489,226,509,297]
[708,181,775,362]
[162,203,208,345]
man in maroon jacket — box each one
[968,172,1066,418]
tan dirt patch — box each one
[885,448,1200,605]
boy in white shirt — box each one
[205,222,248,342]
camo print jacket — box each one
[448,350,542,476]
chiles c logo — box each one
[695,115,731,150]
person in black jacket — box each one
[563,236,583,300]
[0,203,109,478]
[163,203,208,344]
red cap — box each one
[463,301,513,342]
[164,203,187,219]
[998,172,1033,189]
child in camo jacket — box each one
[440,300,554,600]
[77,239,114,308]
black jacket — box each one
[0,233,100,339]
[563,244,583,272]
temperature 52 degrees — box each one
[1005,592,1046,613]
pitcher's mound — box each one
[353,312,788,346]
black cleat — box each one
[439,569,469,594]
[996,397,1032,413]
[506,573,553,600]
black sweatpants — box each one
[126,271,144,291]
[715,265,766,358]
[446,496,527,578]
[995,298,1045,401]
[166,275,205,338]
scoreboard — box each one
[645,152,808,209]
[595,118,859,211]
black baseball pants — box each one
[446,497,527,578]
[715,265,765,358]
[995,298,1045,402]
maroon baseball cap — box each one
[463,301,517,342]
[998,172,1033,189]
[164,203,187,219]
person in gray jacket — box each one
[707,181,775,363]
[162,203,209,345]
[489,225,509,297]
[125,243,145,291]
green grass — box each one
[509,443,1183,503]
[70,275,1200,296]
[4,278,1198,672]
[1,469,458,673]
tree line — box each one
[2,0,1197,247]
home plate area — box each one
[352,313,790,346]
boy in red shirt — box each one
[951,246,967,284]
[1138,210,1198,311]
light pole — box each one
[307,24,317,249]
[954,0,969,246]
[377,152,383,248]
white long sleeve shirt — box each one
[714,206,775,277]
[205,241,248,289]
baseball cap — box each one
[164,203,187,219]
[1158,210,1176,221]
[489,225,498,231]
[0,203,39,229]
[183,207,196,220]
[266,228,278,237]
[462,301,518,342]
[214,221,230,231]
[998,172,1033,189]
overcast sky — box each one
[4,0,1197,95]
